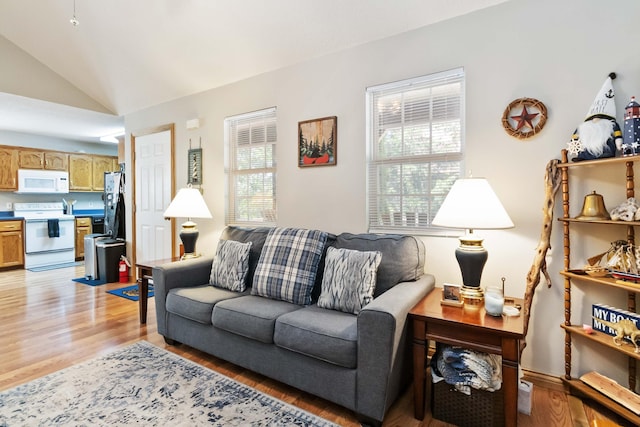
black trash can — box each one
[96,239,126,283]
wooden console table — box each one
[135,257,180,324]
[409,288,524,427]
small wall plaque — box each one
[188,148,202,185]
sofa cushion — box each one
[166,285,245,324]
[209,239,252,292]
[212,295,302,343]
[252,227,328,305]
[274,305,358,368]
[335,233,425,296]
[219,226,273,288]
[317,247,382,314]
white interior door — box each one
[134,129,172,262]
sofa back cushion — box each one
[219,226,272,288]
[251,227,328,305]
[334,233,425,296]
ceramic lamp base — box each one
[179,220,200,260]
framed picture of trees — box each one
[298,116,337,167]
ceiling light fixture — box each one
[70,0,79,26]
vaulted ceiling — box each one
[0,0,508,142]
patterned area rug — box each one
[0,341,339,426]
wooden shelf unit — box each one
[558,149,640,424]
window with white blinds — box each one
[366,68,464,233]
[225,107,277,226]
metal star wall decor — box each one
[501,97,548,139]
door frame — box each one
[130,123,175,270]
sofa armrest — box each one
[153,256,213,336]
[356,273,435,422]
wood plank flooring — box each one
[0,265,633,426]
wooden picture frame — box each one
[441,283,463,307]
[298,116,337,167]
[188,148,202,185]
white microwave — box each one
[16,169,70,194]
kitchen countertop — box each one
[0,210,104,220]
[72,209,104,218]
[0,211,22,220]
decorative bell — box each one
[576,191,610,220]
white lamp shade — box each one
[163,188,213,219]
[431,178,514,230]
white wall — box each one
[124,0,640,382]
[0,35,111,114]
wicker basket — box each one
[431,379,504,427]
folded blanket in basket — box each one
[432,344,502,395]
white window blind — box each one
[366,68,465,234]
[225,107,277,226]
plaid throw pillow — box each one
[317,247,382,314]
[252,227,328,305]
[210,239,252,292]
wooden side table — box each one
[135,257,180,324]
[409,288,524,427]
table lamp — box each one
[163,186,212,259]
[431,178,514,304]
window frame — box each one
[224,107,277,226]
[366,68,465,235]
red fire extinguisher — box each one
[119,255,131,283]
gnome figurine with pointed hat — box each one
[568,72,623,161]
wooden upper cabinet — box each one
[18,150,44,169]
[92,156,115,191]
[18,150,68,171]
[69,154,93,191]
[0,148,18,190]
[0,144,117,192]
[44,152,68,171]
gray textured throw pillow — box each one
[318,246,382,314]
[210,239,252,292]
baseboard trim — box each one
[522,368,565,393]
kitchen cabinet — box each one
[69,154,117,192]
[0,145,115,192]
[0,148,18,190]
[18,150,44,169]
[92,155,115,191]
[69,154,93,191]
[17,150,67,170]
[0,220,23,268]
[75,217,92,260]
[558,149,640,425]
[44,152,68,170]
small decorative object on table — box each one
[441,283,463,307]
[485,279,505,316]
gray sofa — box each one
[153,226,435,425]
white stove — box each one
[14,202,75,220]
[14,202,76,269]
